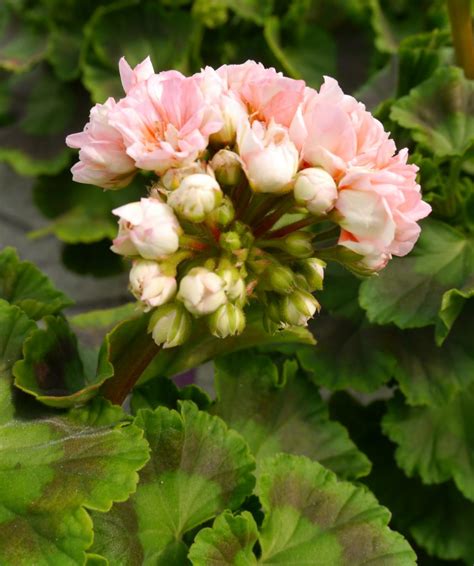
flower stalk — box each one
[447,0,474,79]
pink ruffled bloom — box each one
[109,65,223,174]
[66,98,136,189]
[111,197,182,260]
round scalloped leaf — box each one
[0,396,149,565]
[359,219,474,330]
[189,511,259,566]
[296,315,396,392]
[435,281,474,346]
[383,390,474,501]
[90,401,255,564]
[0,247,73,319]
[0,300,36,422]
[256,454,416,565]
[333,394,474,564]
[390,66,474,157]
[13,315,114,407]
[390,304,474,406]
[212,353,370,479]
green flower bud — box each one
[208,303,246,338]
[218,264,247,304]
[148,303,192,348]
[282,231,314,258]
[281,289,320,327]
[297,257,326,291]
[220,231,242,251]
[266,264,295,294]
[208,196,235,227]
[210,149,243,188]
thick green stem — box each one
[447,0,474,79]
[102,334,160,406]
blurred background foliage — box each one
[0,0,450,276]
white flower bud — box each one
[219,267,247,304]
[210,149,243,188]
[167,173,223,222]
[161,163,207,190]
[148,303,192,348]
[294,167,338,216]
[177,267,227,316]
[298,258,326,291]
[111,198,181,259]
[129,260,177,311]
[238,120,299,194]
[281,289,320,327]
[208,304,246,338]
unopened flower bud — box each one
[220,231,241,251]
[238,121,298,194]
[208,303,246,338]
[129,260,177,311]
[297,258,326,291]
[210,149,243,188]
[111,198,181,259]
[282,231,314,258]
[148,303,192,348]
[177,267,227,316]
[161,163,206,190]
[168,174,222,222]
[219,266,246,303]
[207,196,235,227]
[281,289,320,327]
[294,167,338,216]
[266,264,295,294]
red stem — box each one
[265,217,315,239]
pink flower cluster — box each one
[67,58,430,270]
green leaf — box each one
[263,16,336,88]
[139,305,315,385]
[384,389,474,501]
[296,314,396,392]
[0,386,149,565]
[13,315,114,407]
[256,454,415,564]
[0,247,73,319]
[0,300,36,422]
[189,511,259,565]
[435,280,474,345]
[90,402,255,564]
[47,27,82,81]
[82,0,200,102]
[331,394,474,564]
[391,304,474,406]
[359,219,474,330]
[0,65,85,176]
[390,66,474,157]
[0,5,48,72]
[212,353,371,479]
[131,376,211,414]
[32,169,145,244]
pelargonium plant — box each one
[65,57,430,406]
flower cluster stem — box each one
[253,195,295,238]
[102,338,161,406]
[266,216,316,239]
[447,0,474,79]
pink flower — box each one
[217,61,305,128]
[110,71,223,174]
[237,119,299,193]
[335,153,431,270]
[111,197,182,259]
[119,56,155,94]
[66,98,136,189]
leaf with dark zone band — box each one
[212,352,371,479]
[90,402,255,564]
